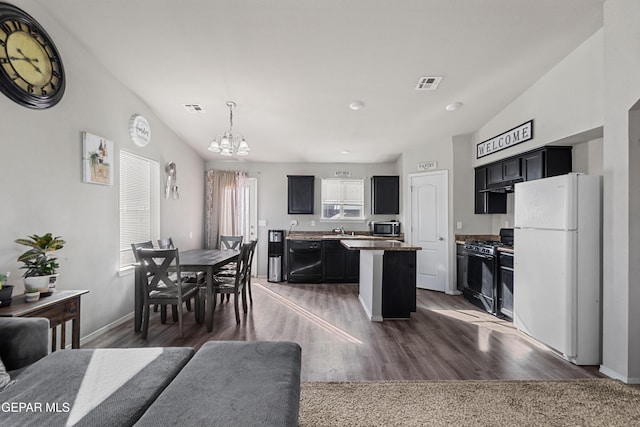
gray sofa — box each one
[0,317,301,426]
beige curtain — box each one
[205,170,249,249]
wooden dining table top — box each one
[178,248,239,270]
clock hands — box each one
[9,48,43,74]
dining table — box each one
[134,248,239,334]
[179,248,239,332]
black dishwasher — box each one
[287,240,322,283]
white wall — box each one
[472,29,604,168]
[0,1,205,338]
[601,0,640,383]
[468,29,604,235]
[205,161,398,276]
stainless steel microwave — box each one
[371,221,400,237]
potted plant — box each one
[0,272,13,306]
[15,233,65,296]
[24,287,41,303]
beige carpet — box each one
[299,379,640,426]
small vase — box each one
[25,291,40,303]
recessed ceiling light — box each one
[349,101,365,110]
[341,150,351,155]
[445,102,463,111]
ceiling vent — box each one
[415,76,443,91]
[183,104,205,113]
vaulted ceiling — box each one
[36,0,604,163]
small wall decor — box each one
[165,161,179,199]
[82,132,114,185]
[129,114,151,147]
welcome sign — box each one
[476,120,533,159]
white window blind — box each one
[321,178,364,220]
[119,151,160,269]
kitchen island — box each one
[341,239,421,321]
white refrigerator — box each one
[513,173,602,365]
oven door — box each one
[463,249,496,313]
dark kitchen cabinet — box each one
[345,249,360,282]
[381,251,416,318]
[487,157,522,187]
[474,146,572,214]
[322,240,359,283]
[371,176,399,215]
[456,243,466,292]
[522,146,572,181]
[287,175,314,214]
[475,167,507,214]
[498,251,514,320]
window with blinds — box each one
[119,151,160,269]
[320,178,364,220]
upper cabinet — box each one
[475,167,507,214]
[287,175,315,214]
[371,176,399,215]
[474,146,572,214]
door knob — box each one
[438,237,444,241]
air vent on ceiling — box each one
[183,104,205,113]
[415,76,443,91]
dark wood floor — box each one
[83,279,603,381]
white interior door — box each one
[410,171,449,292]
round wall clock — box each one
[0,3,65,109]
[129,114,151,147]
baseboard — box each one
[79,312,134,347]
[599,365,640,384]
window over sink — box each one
[321,178,364,220]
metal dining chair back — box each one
[136,248,200,339]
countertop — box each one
[287,231,404,241]
[340,239,421,251]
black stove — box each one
[461,229,514,317]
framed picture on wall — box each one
[82,132,114,185]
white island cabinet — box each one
[341,240,421,321]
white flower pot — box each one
[24,274,58,295]
[25,291,40,303]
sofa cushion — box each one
[0,356,10,389]
[134,341,302,427]
[0,347,194,427]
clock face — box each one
[0,3,65,109]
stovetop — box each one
[464,240,513,255]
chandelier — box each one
[208,101,250,156]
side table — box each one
[0,289,89,352]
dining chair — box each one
[245,239,258,305]
[217,235,244,302]
[130,241,154,331]
[157,236,205,293]
[136,248,201,339]
[211,242,252,324]
[219,235,243,250]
